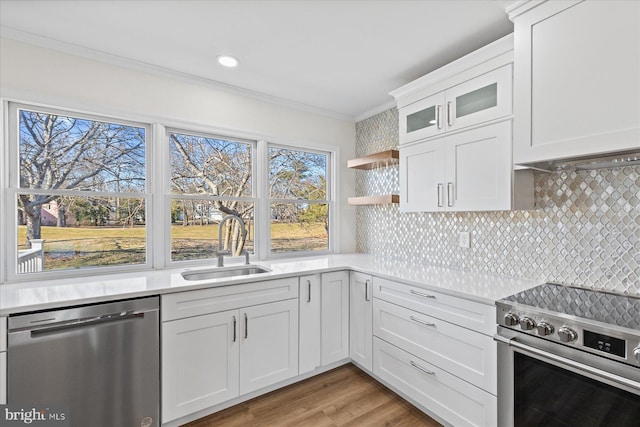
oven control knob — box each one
[633,346,640,363]
[558,326,578,343]
[504,313,520,326]
[536,322,554,336]
[520,317,536,331]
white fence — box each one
[18,239,45,273]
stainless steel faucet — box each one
[216,214,249,267]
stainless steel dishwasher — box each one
[7,296,159,427]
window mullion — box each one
[256,140,270,259]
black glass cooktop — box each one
[501,283,640,331]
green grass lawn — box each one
[18,222,327,271]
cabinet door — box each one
[321,271,350,365]
[445,121,512,211]
[162,310,239,423]
[445,65,512,132]
[399,92,446,144]
[240,299,298,394]
[513,0,640,164]
[399,139,445,212]
[350,272,373,372]
[299,274,321,375]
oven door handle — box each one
[494,334,640,393]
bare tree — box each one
[18,110,145,245]
[170,133,252,255]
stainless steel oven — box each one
[495,283,640,427]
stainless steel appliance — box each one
[8,296,159,427]
[495,283,640,427]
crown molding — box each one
[0,26,355,123]
[354,99,397,123]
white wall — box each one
[0,37,356,254]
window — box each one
[10,104,148,274]
[4,102,335,279]
[268,146,330,254]
[168,130,255,262]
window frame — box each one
[1,100,338,282]
[164,127,258,267]
[5,102,153,281]
[265,143,333,258]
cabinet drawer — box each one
[373,299,496,394]
[373,277,495,335]
[373,337,497,427]
[162,277,298,321]
[0,317,6,352]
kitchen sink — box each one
[181,265,271,281]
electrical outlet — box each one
[458,231,470,248]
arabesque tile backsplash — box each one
[355,108,640,295]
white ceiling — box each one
[0,0,513,121]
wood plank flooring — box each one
[183,364,442,427]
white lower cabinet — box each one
[371,277,497,426]
[161,278,299,424]
[299,274,322,375]
[160,271,498,427]
[321,271,350,365]
[374,337,497,427]
[239,299,298,394]
[373,298,496,394]
[350,271,373,371]
[162,310,239,423]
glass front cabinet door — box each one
[399,92,446,143]
[399,64,512,144]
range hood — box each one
[520,150,640,172]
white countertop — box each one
[0,254,538,315]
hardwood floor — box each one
[183,364,442,427]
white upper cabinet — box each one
[399,65,512,144]
[392,34,514,146]
[393,34,533,213]
[509,0,640,165]
[400,121,513,212]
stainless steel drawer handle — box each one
[409,289,436,299]
[244,313,248,339]
[232,316,237,342]
[365,279,371,302]
[409,316,436,327]
[307,280,312,303]
[410,361,435,376]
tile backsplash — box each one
[355,108,640,295]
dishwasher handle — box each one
[29,311,146,337]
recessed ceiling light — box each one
[217,55,239,68]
